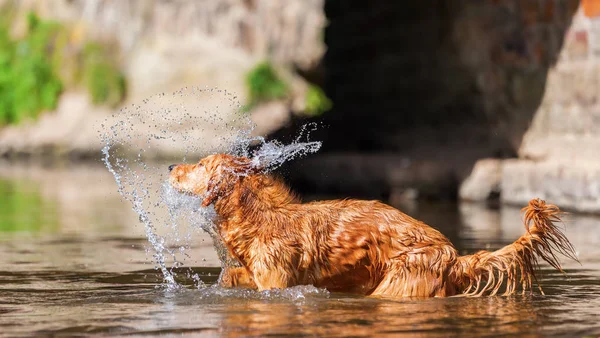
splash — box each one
[99,86,321,290]
[161,183,240,270]
[251,123,321,172]
[195,284,330,302]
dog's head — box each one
[168,154,258,207]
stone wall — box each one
[3,0,326,100]
[520,1,600,163]
[0,0,326,158]
[499,1,600,212]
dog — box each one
[169,154,578,297]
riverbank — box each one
[0,91,293,160]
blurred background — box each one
[0,0,598,237]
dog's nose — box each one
[168,164,177,172]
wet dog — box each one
[169,154,577,297]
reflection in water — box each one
[0,179,59,233]
[2,265,598,337]
[216,296,542,337]
[0,162,222,271]
[460,203,600,271]
[0,163,137,235]
[0,164,599,337]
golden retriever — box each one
[169,154,577,297]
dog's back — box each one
[259,199,460,296]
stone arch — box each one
[284,0,581,200]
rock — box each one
[501,159,600,213]
[0,92,109,158]
[501,7,600,213]
[519,63,600,163]
[125,35,254,104]
[0,0,324,159]
[0,90,278,160]
[7,0,326,84]
[250,101,291,137]
[459,159,502,202]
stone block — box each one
[519,60,600,162]
[589,17,600,56]
[502,159,600,213]
[565,29,590,59]
[250,101,291,137]
[459,159,502,202]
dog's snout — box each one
[168,164,177,172]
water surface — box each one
[0,163,599,337]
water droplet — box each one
[99,86,321,291]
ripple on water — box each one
[193,284,330,302]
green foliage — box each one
[0,12,63,125]
[304,84,332,116]
[245,62,288,107]
[244,62,332,116]
[82,42,126,107]
[0,11,127,126]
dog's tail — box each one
[450,199,578,296]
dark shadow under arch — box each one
[271,0,579,201]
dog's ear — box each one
[201,183,218,207]
[200,156,258,207]
[201,169,221,207]
[219,156,261,177]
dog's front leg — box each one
[252,267,293,290]
[219,267,257,289]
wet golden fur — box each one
[169,154,578,297]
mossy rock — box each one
[245,62,289,107]
[83,42,126,107]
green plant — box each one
[0,24,14,122]
[0,11,127,126]
[245,62,288,108]
[304,84,332,116]
[82,42,126,107]
[0,12,63,125]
